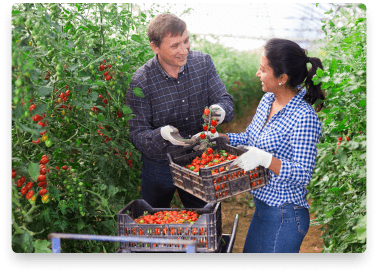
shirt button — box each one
[178,81,180,84]
[189,135,191,137]
[186,118,188,120]
[182,100,185,102]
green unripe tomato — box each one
[45,139,53,147]
[15,78,23,87]
[13,96,21,105]
[73,177,78,182]
[78,198,82,202]
[70,189,74,193]
[63,180,68,184]
[14,88,21,96]
[77,187,81,192]
[66,185,71,190]
[78,194,83,198]
[78,182,84,186]
[71,169,76,173]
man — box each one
[126,13,234,208]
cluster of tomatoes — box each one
[134,210,200,225]
[13,155,50,203]
[97,123,114,143]
[99,59,113,81]
[200,107,218,139]
[335,135,351,155]
[55,88,72,113]
[185,147,238,174]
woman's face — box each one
[256,52,281,93]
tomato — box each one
[40,157,49,164]
[32,114,43,122]
[26,182,33,190]
[105,75,111,81]
[62,165,68,170]
[211,118,217,127]
[103,99,108,104]
[39,189,47,196]
[200,132,206,139]
[202,153,207,159]
[210,127,216,134]
[12,170,17,179]
[346,136,350,142]
[204,107,210,116]
[41,135,48,142]
[206,147,213,154]
[29,104,36,111]
[20,176,26,183]
[38,181,47,188]
[45,139,53,147]
[16,179,23,187]
[26,190,34,200]
[99,95,103,99]
[203,124,208,131]
[108,64,112,68]
[20,186,27,195]
[104,71,109,76]
[41,194,50,203]
[99,64,105,71]
[103,59,106,63]
[32,138,41,144]
[37,174,46,182]
[30,195,37,202]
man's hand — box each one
[161,126,195,146]
[228,146,272,171]
[203,104,226,125]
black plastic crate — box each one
[117,199,222,253]
[167,137,270,203]
[116,214,239,253]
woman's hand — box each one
[229,146,272,171]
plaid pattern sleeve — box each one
[229,89,321,208]
[126,51,234,162]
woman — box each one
[219,38,325,253]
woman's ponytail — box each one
[303,57,326,112]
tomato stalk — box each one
[15,126,31,163]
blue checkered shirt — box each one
[228,88,321,208]
[126,51,234,162]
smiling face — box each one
[151,29,190,73]
[256,52,281,93]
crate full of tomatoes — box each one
[167,137,270,203]
[117,199,222,253]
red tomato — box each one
[26,182,33,190]
[29,104,36,111]
[211,118,217,127]
[26,190,34,200]
[62,165,68,170]
[200,133,206,139]
[203,124,208,131]
[105,75,111,81]
[204,107,210,116]
[37,174,46,182]
[21,187,27,195]
[32,138,41,144]
[206,147,213,154]
[210,127,217,134]
[40,157,49,164]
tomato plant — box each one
[308,4,366,253]
[11,3,158,253]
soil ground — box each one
[171,102,324,253]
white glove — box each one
[192,130,219,139]
[203,104,226,125]
[161,125,192,146]
[229,146,272,171]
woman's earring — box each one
[279,83,282,86]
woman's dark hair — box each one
[148,13,187,48]
[264,38,325,112]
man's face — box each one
[151,29,190,70]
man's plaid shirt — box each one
[126,50,234,162]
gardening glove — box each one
[203,104,226,125]
[228,146,272,171]
[160,125,196,146]
[190,131,219,151]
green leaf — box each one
[28,162,40,181]
[37,86,53,97]
[359,99,366,107]
[358,4,366,11]
[67,40,75,49]
[122,106,133,115]
[13,105,23,119]
[133,87,144,98]
[34,103,47,116]
[316,67,324,77]
[33,240,52,253]
[77,219,86,231]
[131,34,143,44]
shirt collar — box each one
[153,54,185,79]
[267,86,306,115]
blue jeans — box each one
[243,197,310,253]
[140,155,208,209]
